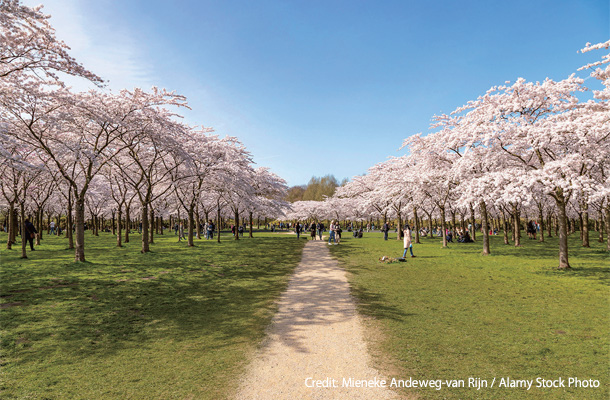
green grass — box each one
[329,231,609,399]
[0,230,306,399]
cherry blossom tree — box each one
[0,0,101,81]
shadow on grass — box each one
[1,235,306,367]
[350,285,416,322]
[536,266,610,285]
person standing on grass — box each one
[295,221,301,239]
[335,223,342,244]
[310,223,317,240]
[49,220,56,235]
[24,218,37,251]
[382,222,389,240]
[402,224,416,258]
[207,221,215,239]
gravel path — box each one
[234,240,398,399]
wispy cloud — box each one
[23,0,156,92]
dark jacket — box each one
[25,221,37,235]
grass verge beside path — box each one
[329,231,609,399]
[1,231,306,399]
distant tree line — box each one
[286,175,348,202]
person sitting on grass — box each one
[458,230,473,243]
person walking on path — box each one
[24,218,37,251]
[49,221,56,235]
[328,220,336,245]
[317,221,324,240]
[310,223,317,240]
[402,224,416,258]
[295,222,301,239]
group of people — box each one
[294,221,327,241]
[447,228,473,243]
[230,224,245,237]
[327,220,343,244]
[173,220,217,241]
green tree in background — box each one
[286,175,349,202]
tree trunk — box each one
[125,205,130,243]
[217,205,221,243]
[35,208,42,244]
[67,205,74,249]
[6,201,14,249]
[480,201,490,255]
[234,209,239,240]
[195,206,201,240]
[427,214,433,239]
[249,211,254,238]
[501,209,509,245]
[598,210,604,243]
[10,208,17,245]
[605,203,610,251]
[149,208,154,244]
[74,195,86,262]
[396,212,402,240]
[538,207,545,243]
[470,203,476,241]
[187,205,195,247]
[553,189,571,269]
[440,207,447,248]
[451,210,456,231]
[20,202,27,259]
[160,215,164,235]
[581,203,590,248]
[116,207,123,247]
[141,203,150,253]
[112,212,116,236]
[413,207,421,244]
[512,204,521,247]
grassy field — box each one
[0,230,306,399]
[329,230,609,399]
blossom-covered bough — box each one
[0,1,287,261]
[328,39,609,269]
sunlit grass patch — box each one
[1,231,306,399]
[330,230,609,399]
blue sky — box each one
[26,0,608,186]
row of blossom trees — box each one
[0,1,287,261]
[284,40,609,269]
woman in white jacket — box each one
[402,225,416,258]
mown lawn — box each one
[329,230,609,399]
[1,230,306,399]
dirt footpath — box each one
[234,240,398,399]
